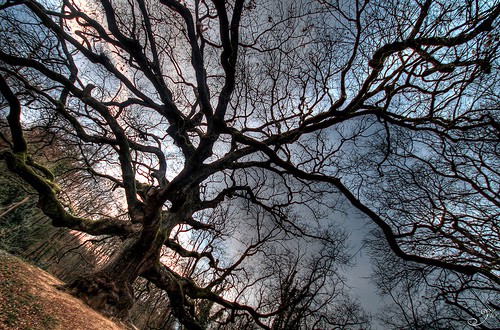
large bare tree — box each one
[1,0,499,328]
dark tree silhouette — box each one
[369,229,499,329]
[1,0,499,328]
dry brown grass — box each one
[0,250,128,330]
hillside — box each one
[0,250,127,330]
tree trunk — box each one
[64,220,166,321]
[67,270,135,320]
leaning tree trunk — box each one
[65,215,167,321]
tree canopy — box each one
[1,0,499,328]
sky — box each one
[342,209,386,329]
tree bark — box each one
[64,213,166,321]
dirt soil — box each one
[0,250,128,330]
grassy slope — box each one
[0,250,127,330]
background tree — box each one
[369,230,499,329]
[1,0,499,329]
[0,120,123,280]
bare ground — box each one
[0,250,128,330]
